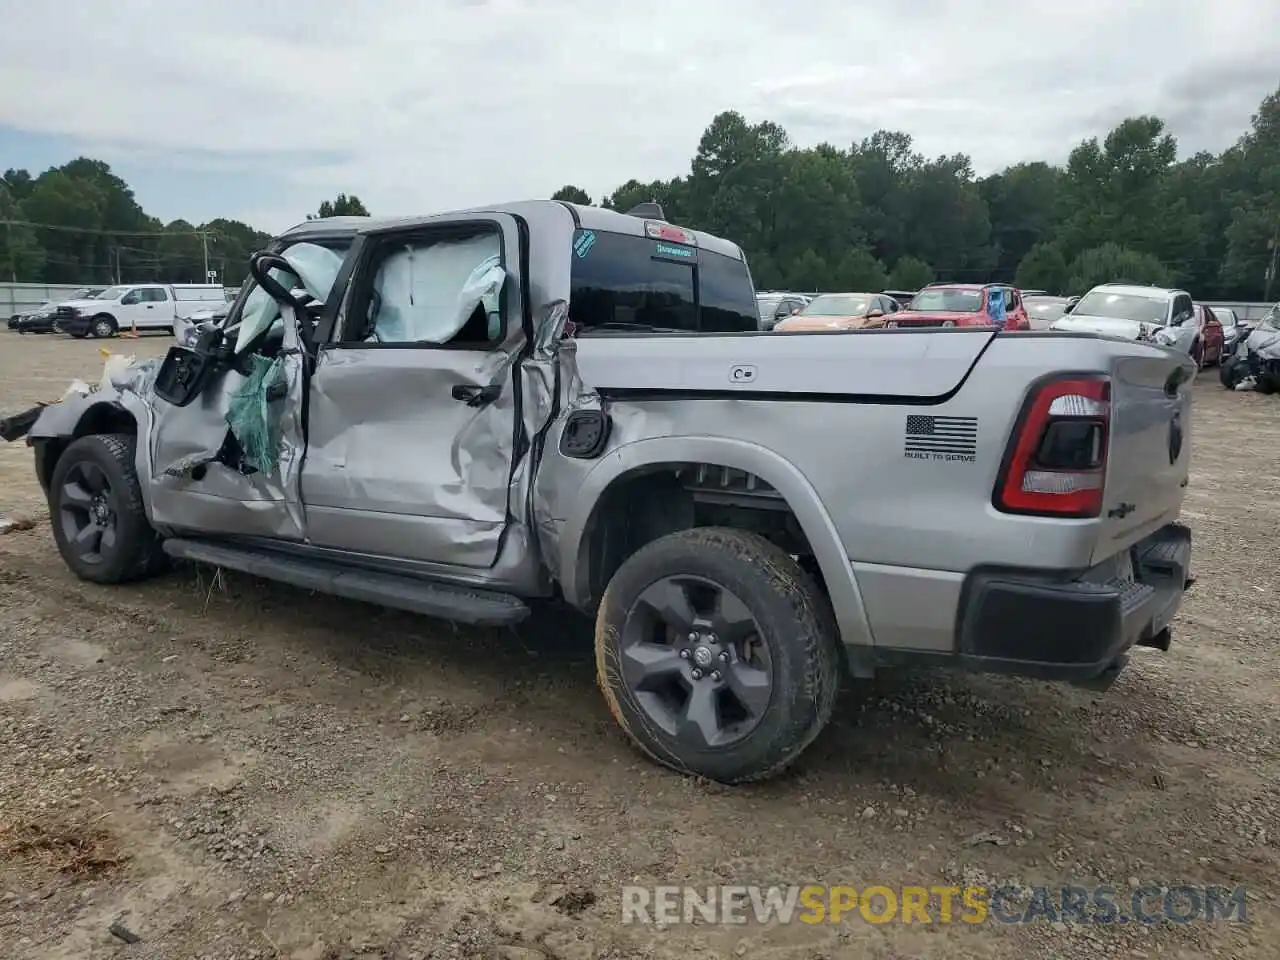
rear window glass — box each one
[570,229,756,334]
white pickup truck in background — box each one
[54,284,228,338]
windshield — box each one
[801,294,872,317]
[908,288,983,313]
[1260,303,1280,332]
[756,297,783,320]
[96,286,129,301]
[1072,291,1169,325]
[1025,297,1067,321]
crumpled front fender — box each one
[26,383,154,501]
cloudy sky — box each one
[1,0,1276,233]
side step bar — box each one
[162,538,530,627]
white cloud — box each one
[0,0,1275,232]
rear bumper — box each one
[954,523,1192,683]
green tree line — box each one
[3,83,1277,298]
[553,83,1280,300]
[0,158,368,287]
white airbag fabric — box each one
[234,242,345,355]
[369,234,505,344]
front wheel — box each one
[90,314,117,338]
[885,320,899,329]
[594,527,841,783]
[940,319,956,328]
[48,434,166,584]
[1220,358,1242,388]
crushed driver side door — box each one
[299,214,527,569]
[146,241,349,541]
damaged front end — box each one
[12,244,342,542]
[10,349,159,494]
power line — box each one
[0,218,214,238]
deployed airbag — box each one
[235,242,345,355]
[369,234,505,343]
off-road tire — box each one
[594,527,841,783]
[49,434,166,584]
[1220,358,1244,389]
[90,314,117,338]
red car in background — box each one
[887,283,1031,330]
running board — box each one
[162,538,530,627]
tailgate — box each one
[1093,351,1194,562]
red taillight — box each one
[995,375,1111,518]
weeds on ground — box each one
[0,818,129,878]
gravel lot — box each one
[1,331,1277,959]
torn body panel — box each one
[147,352,307,540]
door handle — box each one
[451,383,501,407]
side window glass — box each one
[365,231,505,346]
[1173,295,1192,322]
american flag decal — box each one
[904,414,978,459]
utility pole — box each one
[200,231,211,284]
[0,175,16,282]
[1266,225,1279,303]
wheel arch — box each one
[557,435,874,651]
[90,312,119,335]
[34,400,140,495]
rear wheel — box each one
[885,320,899,329]
[940,319,956,328]
[49,434,166,584]
[595,527,841,783]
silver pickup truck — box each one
[21,201,1195,783]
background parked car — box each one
[1153,303,1225,367]
[773,292,896,331]
[1050,284,1190,342]
[883,283,1030,330]
[1024,295,1071,330]
[56,283,227,337]
[755,291,811,330]
[173,302,232,346]
[13,287,106,334]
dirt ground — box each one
[1,331,1277,960]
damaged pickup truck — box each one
[19,201,1196,783]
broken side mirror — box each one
[154,345,220,407]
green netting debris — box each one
[225,355,288,474]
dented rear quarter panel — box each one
[538,330,1194,655]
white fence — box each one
[1201,301,1275,322]
[2,282,240,318]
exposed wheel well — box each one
[577,462,820,609]
[35,403,138,493]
